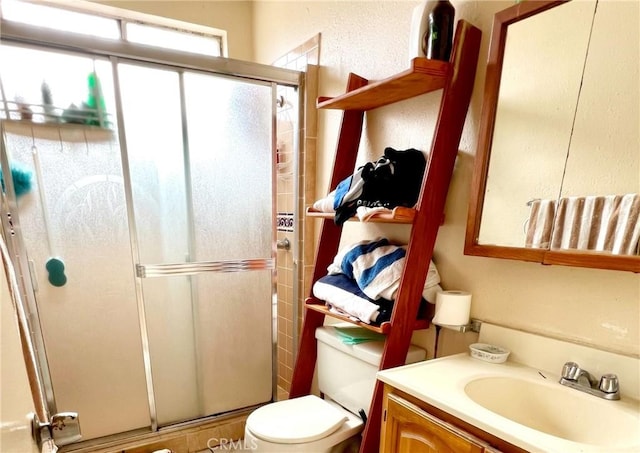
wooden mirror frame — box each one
[464,0,640,273]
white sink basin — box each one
[377,351,640,452]
[464,376,640,448]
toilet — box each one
[244,325,426,452]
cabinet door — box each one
[381,393,486,453]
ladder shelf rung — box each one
[305,298,431,334]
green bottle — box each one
[425,0,455,61]
[85,71,108,127]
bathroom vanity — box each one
[377,323,640,453]
[380,384,517,452]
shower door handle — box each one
[136,258,275,278]
[50,412,82,446]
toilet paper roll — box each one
[432,290,471,326]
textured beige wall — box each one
[251,0,640,357]
[95,0,254,60]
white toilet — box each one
[244,325,426,452]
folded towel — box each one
[328,237,404,300]
[312,190,336,213]
[327,305,359,322]
[551,194,640,255]
[356,205,388,221]
[328,238,441,301]
[313,274,393,324]
[525,199,556,249]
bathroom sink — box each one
[464,376,640,448]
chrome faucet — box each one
[559,361,620,400]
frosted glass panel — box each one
[194,270,273,414]
[141,276,199,425]
[118,63,198,424]
[118,64,275,425]
[184,73,273,261]
[1,121,150,440]
[0,44,116,127]
[117,63,189,265]
[2,24,288,440]
[183,74,274,416]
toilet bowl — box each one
[244,325,426,452]
[244,395,363,452]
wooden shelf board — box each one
[305,298,431,334]
[317,58,449,111]
[306,206,416,224]
[306,301,391,334]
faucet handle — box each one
[599,374,619,394]
[561,361,581,380]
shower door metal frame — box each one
[1,15,304,439]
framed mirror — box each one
[465,0,639,273]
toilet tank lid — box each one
[315,325,427,366]
[246,395,348,444]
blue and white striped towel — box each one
[327,238,441,301]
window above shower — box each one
[0,0,225,56]
[0,0,227,128]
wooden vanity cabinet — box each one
[382,392,486,452]
[381,385,527,453]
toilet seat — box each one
[246,395,349,444]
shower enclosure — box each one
[1,18,302,448]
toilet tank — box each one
[315,325,426,417]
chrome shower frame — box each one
[1,15,304,445]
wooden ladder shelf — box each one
[289,20,482,453]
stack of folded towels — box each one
[312,237,442,325]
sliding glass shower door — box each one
[117,62,275,426]
[1,37,297,444]
[0,46,152,441]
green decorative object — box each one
[46,257,67,287]
[85,71,108,127]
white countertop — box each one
[377,353,640,453]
